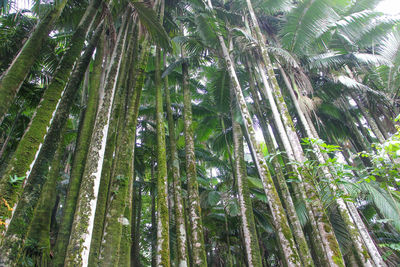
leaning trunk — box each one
[0,0,103,237]
[154,47,170,267]
[164,58,188,266]
[0,0,68,124]
[206,1,301,264]
[246,60,314,267]
[182,56,207,266]
[53,28,106,267]
[63,13,128,266]
[231,91,263,267]
[244,1,344,263]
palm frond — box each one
[377,25,400,68]
[280,0,339,54]
[361,182,400,232]
[267,46,299,68]
[308,52,391,70]
[131,1,172,52]
[333,74,389,100]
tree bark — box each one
[154,47,170,267]
[206,1,302,264]
[0,0,68,125]
[53,27,106,267]
[243,3,344,262]
[231,91,263,267]
[182,56,208,266]
[0,21,104,264]
[164,56,189,267]
[63,12,128,266]
[0,0,103,237]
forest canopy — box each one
[0,0,400,266]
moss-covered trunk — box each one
[63,12,128,266]
[0,0,103,239]
[0,21,104,264]
[182,57,207,266]
[53,27,106,267]
[281,68,382,267]
[87,84,123,267]
[0,0,68,125]
[206,0,301,264]
[154,47,170,267]
[244,2,344,262]
[246,61,314,267]
[18,125,66,266]
[230,90,263,267]
[164,56,188,267]
[151,162,157,267]
[98,20,149,267]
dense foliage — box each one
[0,0,399,266]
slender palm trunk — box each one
[231,90,263,267]
[255,58,343,267]
[64,13,128,266]
[99,19,148,266]
[165,58,189,266]
[0,21,104,263]
[53,28,106,267]
[182,56,208,266]
[87,77,126,267]
[154,47,170,267]
[206,1,301,265]
[243,1,344,263]
[151,162,157,267]
[131,176,143,266]
[0,0,103,235]
[18,126,66,266]
[0,0,68,124]
[246,61,314,266]
[280,67,383,266]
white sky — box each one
[376,0,400,14]
[14,0,400,14]
[12,0,400,15]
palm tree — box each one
[0,0,68,124]
[0,0,399,265]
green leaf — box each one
[9,174,25,185]
[227,199,239,217]
[247,176,263,189]
[131,2,172,52]
[208,191,220,206]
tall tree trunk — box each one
[164,57,189,267]
[231,90,263,267]
[87,87,123,267]
[99,19,147,266]
[63,12,128,266]
[0,0,103,236]
[0,0,68,125]
[280,67,383,266]
[256,58,343,267]
[0,21,104,264]
[206,1,301,265]
[243,2,344,262]
[53,27,106,267]
[246,61,316,267]
[131,175,143,267]
[182,55,207,266]
[154,47,170,267]
[18,126,66,266]
[151,162,157,267]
